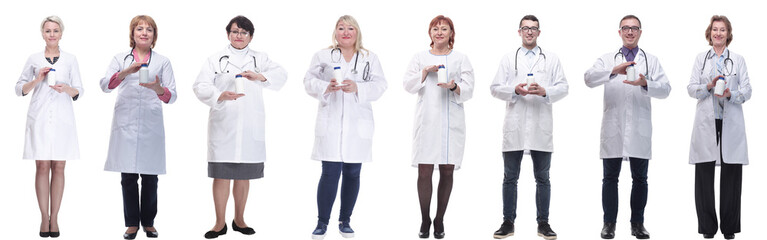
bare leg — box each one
[233,180,250,227]
[35,160,51,232]
[211,179,230,231]
[49,161,66,232]
[417,164,434,233]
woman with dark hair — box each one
[687,15,751,240]
[99,15,177,239]
[194,15,287,239]
[403,15,474,239]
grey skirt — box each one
[208,162,264,180]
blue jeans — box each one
[602,158,648,223]
[317,161,361,225]
[502,150,551,223]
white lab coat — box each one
[194,45,287,163]
[304,48,387,163]
[404,50,474,169]
[584,48,671,160]
[100,50,177,175]
[687,48,751,165]
[490,47,568,153]
[15,50,83,160]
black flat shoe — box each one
[419,219,431,238]
[724,233,735,239]
[703,233,715,239]
[205,224,228,239]
[601,222,616,239]
[49,231,59,238]
[39,231,50,238]
[232,220,255,235]
[144,227,159,238]
[630,222,650,239]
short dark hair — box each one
[519,15,539,28]
[620,15,641,28]
[226,15,254,36]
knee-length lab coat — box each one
[304,48,387,163]
[403,50,474,169]
[687,48,750,165]
[490,47,569,153]
[584,48,671,160]
[193,45,287,163]
[15,50,83,160]
[100,50,177,175]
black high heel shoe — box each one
[232,220,255,235]
[433,219,445,239]
[123,231,138,239]
[144,226,159,238]
[419,219,431,238]
[49,221,59,238]
[205,224,228,239]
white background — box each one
[1,0,764,239]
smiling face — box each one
[518,20,540,49]
[430,21,452,49]
[228,22,252,49]
[335,20,357,49]
[132,21,155,49]
[41,21,62,47]
[619,18,642,48]
[710,21,728,48]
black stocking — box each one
[417,164,434,233]
[434,164,455,233]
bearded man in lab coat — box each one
[584,15,671,240]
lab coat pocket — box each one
[315,117,329,137]
[356,119,374,139]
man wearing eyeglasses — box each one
[584,15,671,239]
[491,15,568,240]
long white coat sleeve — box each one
[193,57,225,110]
[490,56,520,103]
[304,52,331,104]
[403,53,426,94]
[257,53,288,91]
[584,57,614,88]
[543,56,569,104]
[454,55,474,104]
[642,56,671,99]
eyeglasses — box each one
[520,26,539,32]
[229,31,250,37]
[620,26,641,32]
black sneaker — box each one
[493,219,514,239]
[537,222,557,240]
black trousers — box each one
[695,119,742,235]
[121,173,158,227]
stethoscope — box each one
[330,48,371,81]
[216,51,260,74]
[514,46,547,73]
[123,48,152,67]
[701,48,733,76]
[614,47,648,77]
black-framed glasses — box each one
[620,26,641,32]
[520,26,540,32]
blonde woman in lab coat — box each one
[99,15,177,240]
[194,15,287,239]
[403,15,474,239]
[687,15,751,240]
[304,15,387,240]
[15,16,82,238]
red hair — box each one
[428,15,455,49]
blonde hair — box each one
[40,15,64,34]
[129,15,158,48]
[330,15,368,55]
